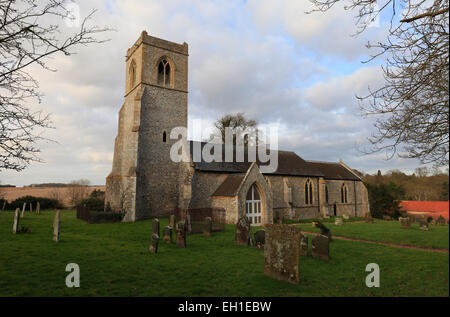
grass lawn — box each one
[299,219,449,250]
[0,210,448,297]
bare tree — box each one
[66,178,90,206]
[308,0,449,166]
[0,0,110,171]
[210,112,260,146]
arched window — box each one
[157,59,171,87]
[341,184,348,203]
[305,179,313,205]
[162,131,167,143]
[129,59,136,89]
[246,183,262,226]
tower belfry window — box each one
[157,59,171,86]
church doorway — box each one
[245,183,262,226]
[333,203,337,216]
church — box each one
[105,31,370,224]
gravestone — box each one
[1,200,6,213]
[149,233,159,254]
[364,212,374,223]
[29,202,32,213]
[312,234,330,261]
[36,202,40,215]
[399,217,410,229]
[235,216,250,246]
[313,221,332,241]
[13,208,20,234]
[408,215,416,224]
[437,215,446,226]
[152,218,160,237]
[169,214,176,229]
[53,210,61,242]
[430,218,437,225]
[254,229,265,248]
[299,234,308,256]
[334,217,343,226]
[186,213,192,234]
[419,218,429,231]
[203,217,212,237]
[342,212,350,220]
[162,226,172,243]
[176,221,187,248]
[264,224,302,284]
[21,202,26,218]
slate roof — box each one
[304,161,361,181]
[212,174,245,196]
[188,141,324,177]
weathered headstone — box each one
[149,233,160,254]
[254,229,265,248]
[176,221,187,248]
[162,226,172,243]
[342,212,350,220]
[419,218,429,231]
[437,215,446,226]
[13,208,20,234]
[312,234,330,261]
[235,216,250,246]
[334,217,343,226]
[264,224,302,284]
[36,201,40,215]
[1,200,6,213]
[169,214,176,229]
[186,213,192,234]
[21,202,26,218]
[53,210,61,242]
[299,234,308,256]
[152,218,160,237]
[364,212,374,223]
[430,218,437,225]
[203,217,212,237]
[29,202,32,213]
[313,221,332,241]
[399,217,410,229]
[408,215,416,224]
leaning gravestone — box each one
[149,233,159,254]
[176,221,187,248]
[254,229,265,248]
[299,234,308,256]
[264,224,302,284]
[419,218,429,231]
[203,217,212,237]
[399,217,410,229]
[169,214,176,229]
[53,210,61,242]
[437,215,446,226]
[13,208,20,234]
[36,202,40,215]
[312,234,330,261]
[334,217,343,226]
[313,221,332,241]
[162,226,172,243]
[1,200,6,213]
[152,218,160,236]
[235,216,250,246]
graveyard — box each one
[0,209,448,297]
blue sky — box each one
[0,0,437,186]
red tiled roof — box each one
[399,201,449,220]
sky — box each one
[0,0,436,186]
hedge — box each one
[5,196,61,210]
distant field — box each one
[0,186,105,207]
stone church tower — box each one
[105,31,189,221]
